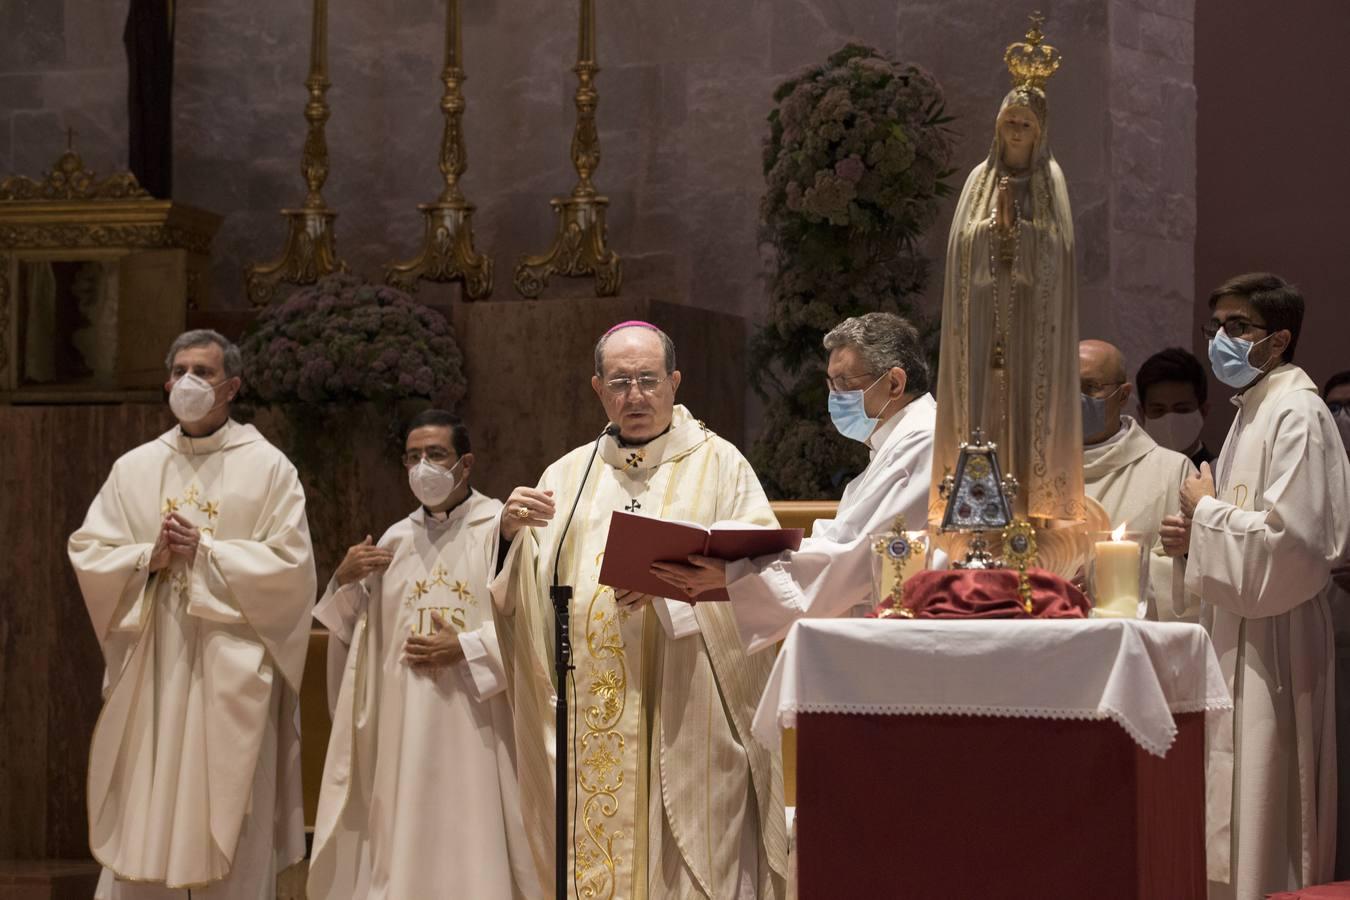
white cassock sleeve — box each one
[315,577,371,716]
[725,447,927,653]
[457,623,507,700]
[1187,407,1350,618]
[69,461,157,645]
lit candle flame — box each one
[1111,521,1127,542]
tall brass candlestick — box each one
[385,0,492,297]
[513,0,621,299]
[245,0,347,306]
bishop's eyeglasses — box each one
[602,375,668,396]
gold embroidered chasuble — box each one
[68,421,315,890]
[492,405,788,899]
[309,491,534,900]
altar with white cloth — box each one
[754,618,1232,899]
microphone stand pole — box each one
[550,424,615,898]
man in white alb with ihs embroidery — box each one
[69,329,315,899]
[493,321,788,899]
[309,410,535,899]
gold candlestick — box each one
[245,0,347,306]
[385,0,492,298]
[513,0,621,299]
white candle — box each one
[1093,526,1141,617]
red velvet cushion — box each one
[868,567,1090,619]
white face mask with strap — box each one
[169,373,228,423]
[1143,410,1204,454]
[409,457,465,508]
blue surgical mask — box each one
[1081,385,1123,441]
[1081,393,1107,440]
[1208,330,1271,389]
[829,373,891,443]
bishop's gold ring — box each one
[513,505,530,519]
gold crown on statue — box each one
[1004,11,1062,91]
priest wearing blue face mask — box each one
[652,312,936,652]
[1079,339,1196,621]
[1160,273,1350,899]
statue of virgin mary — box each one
[929,15,1085,534]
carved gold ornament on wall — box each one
[0,144,220,393]
[384,0,492,299]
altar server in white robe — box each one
[308,410,534,900]
[69,330,315,899]
[493,321,787,899]
[652,313,935,653]
[1079,339,1196,621]
[1161,273,1350,899]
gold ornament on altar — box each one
[1000,519,1037,614]
[1004,11,1062,92]
[512,0,622,299]
[384,0,492,298]
[873,517,926,619]
[937,429,1020,569]
[245,0,348,306]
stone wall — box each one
[3,0,1195,378]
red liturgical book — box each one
[598,510,804,604]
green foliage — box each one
[751,44,956,498]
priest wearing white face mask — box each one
[1160,273,1350,899]
[1079,339,1196,621]
[309,410,534,900]
[69,329,316,899]
[1136,346,1216,470]
[652,312,936,652]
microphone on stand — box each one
[550,421,619,899]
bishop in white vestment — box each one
[308,411,534,899]
[1080,340,1196,621]
[493,323,788,899]
[655,313,935,653]
[68,331,315,899]
[1165,276,1350,898]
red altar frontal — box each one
[753,619,1230,899]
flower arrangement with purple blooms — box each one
[750,44,956,499]
[240,273,466,408]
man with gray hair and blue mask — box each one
[653,311,936,652]
[69,328,315,899]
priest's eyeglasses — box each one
[1202,317,1267,340]
[402,447,455,468]
[603,375,668,395]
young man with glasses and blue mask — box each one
[1158,273,1350,899]
[652,312,936,652]
[1078,339,1197,621]
[309,409,533,899]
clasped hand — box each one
[149,513,202,573]
[1160,462,1216,558]
[403,610,463,672]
